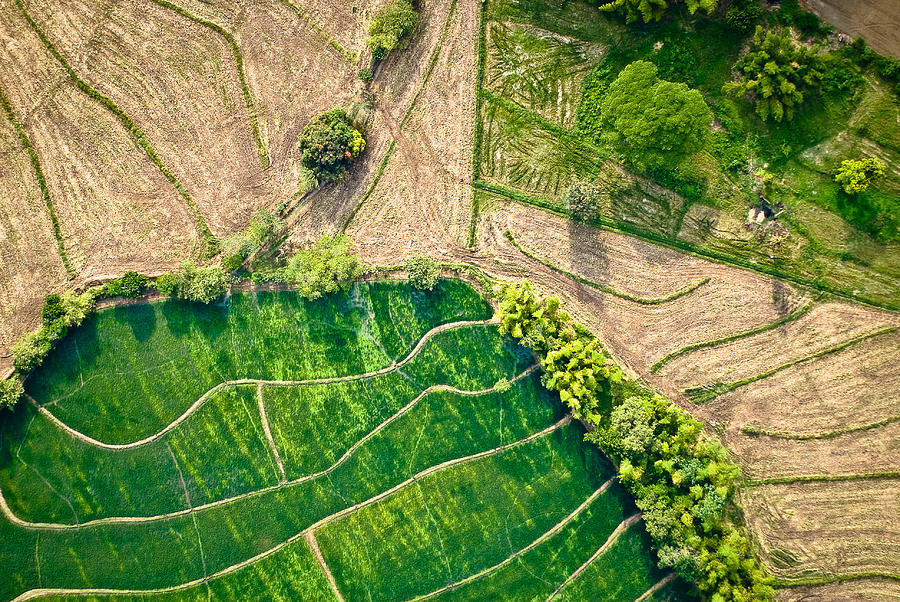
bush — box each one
[404,255,441,290]
[834,157,887,193]
[157,262,230,303]
[601,61,712,165]
[12,329,53,373]
[260,235,364,300]
[0,377,24,411]
[299,109,366,183]
[366,0,419,59]
[565,181,604,222]
[723,26,824,122]
[725,0,763,32]
[358,67,373,82]
[41,294,65,325]
[821,65,864,94]
[596,0,718,23]
[575,64,614,144]
[777,0,822,36]
[653,37,696,83]
[105,271,149,298]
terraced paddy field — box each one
[0,279,678,601]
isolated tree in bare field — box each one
[299,109,366,183]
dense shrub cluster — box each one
[595,0,718,24]
[299,109,366,183]
[0,377,24,411]
[652,37,696,83]
[723,27,824,122]
[156,262,230,303]
[404,255,441,290]
[834,157,886,194]
[104,271,149,298]
[222,210,285,271]
[498,280,774,601]
[564,180,605,222]
[14,289,99,373]
[724,0,762,32]
[253,234,364,300]
[366,0,419,61]
[601,61,712,165]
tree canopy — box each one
[298,109,366,183]
[834,157,886,194]
[404,255,441,290]
[723,26,824,122]
[597,0,718,24]
[367,0,419,61]
[267,234,364,300]
[157,262,230,304]
[601,60,712,164]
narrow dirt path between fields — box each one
[1,365,539,530]
[10,416,571,602]
[31,318,498,450]
[634,573,676,602]
[545,513,643,601]
[256,384,286,481]
[306,531,344,602]
[412,476,615,601]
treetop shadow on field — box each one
[113,303,157,343]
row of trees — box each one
[497,280,774,601]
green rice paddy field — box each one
[0,280,676,601]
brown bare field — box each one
[710,329,900,434]
[744,479,900,580]
[0,0,201,273]
[659,302,899,389]
[779,577,900,601]
[0,108,67,364]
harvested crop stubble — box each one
[0,104,68,361]
[662,302,899,391]
[777,576,900,601]
[707,330,900,435]
[0,0,201,275]
[725,419,900,480]
[25,0,269,233]
[743,478,900,580]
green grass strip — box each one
[746,471,900,487]
[774,571,900,588]
[0,84,74,278]
[148,0,269,169]
[651,301,816,373]
[684,326,898,404]
[504,230,709,305]
[741,415,900,441]
[279,0,356,64]
[15,0,219,257]
[468,0,488,248]
[340,141,396,232]
[474,180,900,312]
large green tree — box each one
[597,0,718,24]
[367,0,419,61]
[601,60,712,164]
[298,109,365,183]
[723,26,824,122]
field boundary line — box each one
[773,571,900,588]
[741,415,900,441]
[467,0,488,247]
[545,512,642,600]
[745,471,900,487]
[504,230,710,305]
[279,0,356,64]
[2,364,538,530]
[147,0,269,168]
[651,300,816,373]
[684,326,899,404]
[411,477,615,601]
[634,572,676,602]
[256,384,285,481]
[0,83,75,278]
[9,418,571,601]
[472,180,900,312]
[15,0,218,256]
[306,531,345,602]
[34,319,498,449]
[168,444,208,581]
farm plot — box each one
[0,279,662,601]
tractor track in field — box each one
[8,416,572,602]
[634,573,677,602]
[29,318,499,450]
[1,364,541,530]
